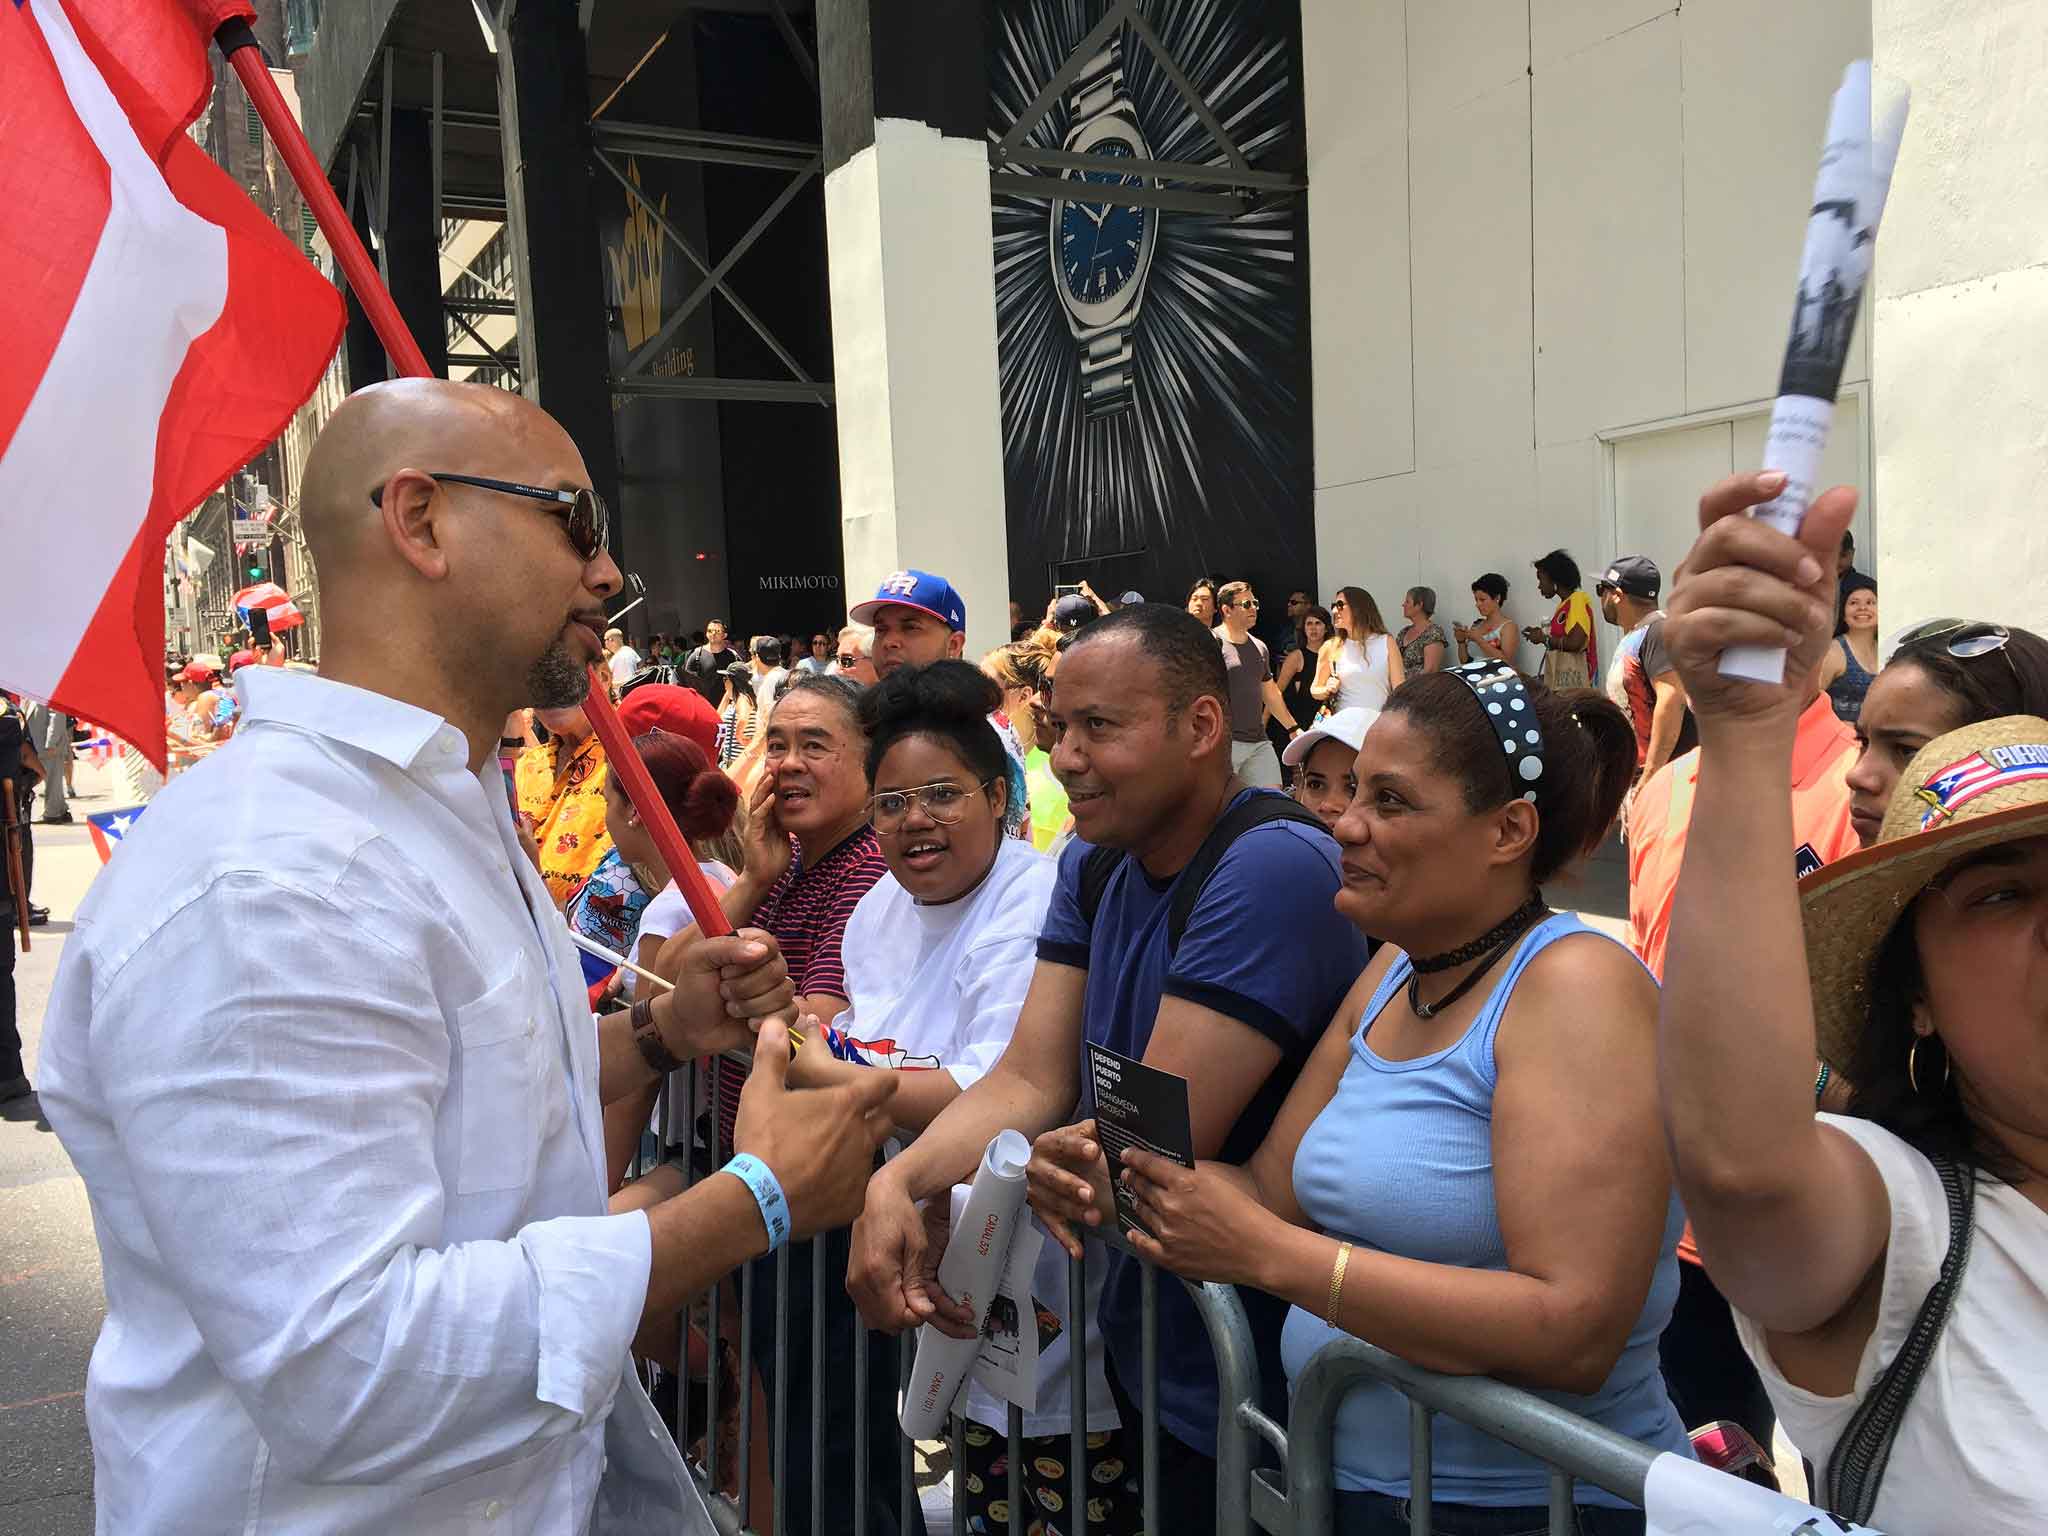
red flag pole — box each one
[215,21,735,940]
[581,669,735,937]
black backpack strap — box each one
[1165,791,1325,953]
[1076,844,1121,933]
[1822,1154,1976,1524]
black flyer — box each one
[1085,1043,1195,1240]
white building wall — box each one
[1871,0,2048,638]
[1304,0,1871,653]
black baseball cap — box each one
[1052,594,1096,631]
[1598,555,1660,601]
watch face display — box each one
[993,2,1310,608]
[1058,141,1152,304]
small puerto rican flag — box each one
[1916,746,2048,826]
[85,806,142,864]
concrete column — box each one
[818,0,1009,662]
[497,0,623,546]
[1871,2,2048,634]
[383,108,450,378]
[341,167,387,390]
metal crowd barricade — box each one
[1207,1293,1662,1536]
[632,1066,1660,1536]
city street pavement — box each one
[1,761,124,1535]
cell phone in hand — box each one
[1054,584,1083,600]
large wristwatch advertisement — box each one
[991,1,1311,606]
[1049,37,1156,420]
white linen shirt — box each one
[39,668,713,1535]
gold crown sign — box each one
[606,158,667,350]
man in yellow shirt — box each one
[515,704,611,908]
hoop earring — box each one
[1908,1035,1951,1095]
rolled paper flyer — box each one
[899,1130,1032,1439]
[1720,60,1909,685]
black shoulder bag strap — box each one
[1164,791,1323,952]
[1073,790,1325,956]
[1821,1153,1976,1525]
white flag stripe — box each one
[0,0,227,698]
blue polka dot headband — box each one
[1447,659,1546,803]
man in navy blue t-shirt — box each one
[849,606,1367,1519]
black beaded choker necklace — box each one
[1405,891,1549,1021]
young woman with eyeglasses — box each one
[787,660,1139,1535]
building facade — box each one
[230,0,2043,662]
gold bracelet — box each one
[1326,1241,1352,1323]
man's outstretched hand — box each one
[845,1163,979,1339]
[733,1019,896,1241]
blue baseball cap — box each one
[849,569,967,632]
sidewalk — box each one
[0,760,129,1534]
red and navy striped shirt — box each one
[715,826,888,1148]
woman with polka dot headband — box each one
[1115,668,1688,1533]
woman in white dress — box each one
[1311,585,1405,715]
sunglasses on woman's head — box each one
[1895,618,2011,660]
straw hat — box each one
[1803,715,2048,1067]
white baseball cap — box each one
[1281,706,1378,766]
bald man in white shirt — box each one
[38,379,894,1535]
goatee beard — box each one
[527,637,587,710]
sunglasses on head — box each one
[372,472,610,563]
[1895,618,2010,659]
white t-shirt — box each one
[624,862,740,998]
[835,838,1119,1438]
[1732,1114,2048,1534]
[607,645,642,684]
[752,666,788,720]
[1331,634,1392,713]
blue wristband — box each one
[723,1153,790,1251]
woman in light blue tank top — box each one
[1116,667,1693,1535]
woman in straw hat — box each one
[1657,469,2048,1532]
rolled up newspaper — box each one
[899,1129,1032,1440]
[1720,60,1908,685]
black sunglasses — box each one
[372,472,609,562]
[1894,618,2010,660]
[836,653,859,669]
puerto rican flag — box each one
[0,0,343,770]
[85,804,142,864]
[1918,749,2048,826]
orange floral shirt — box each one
[515,734,612,908]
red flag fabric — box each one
[0,0,342,770]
